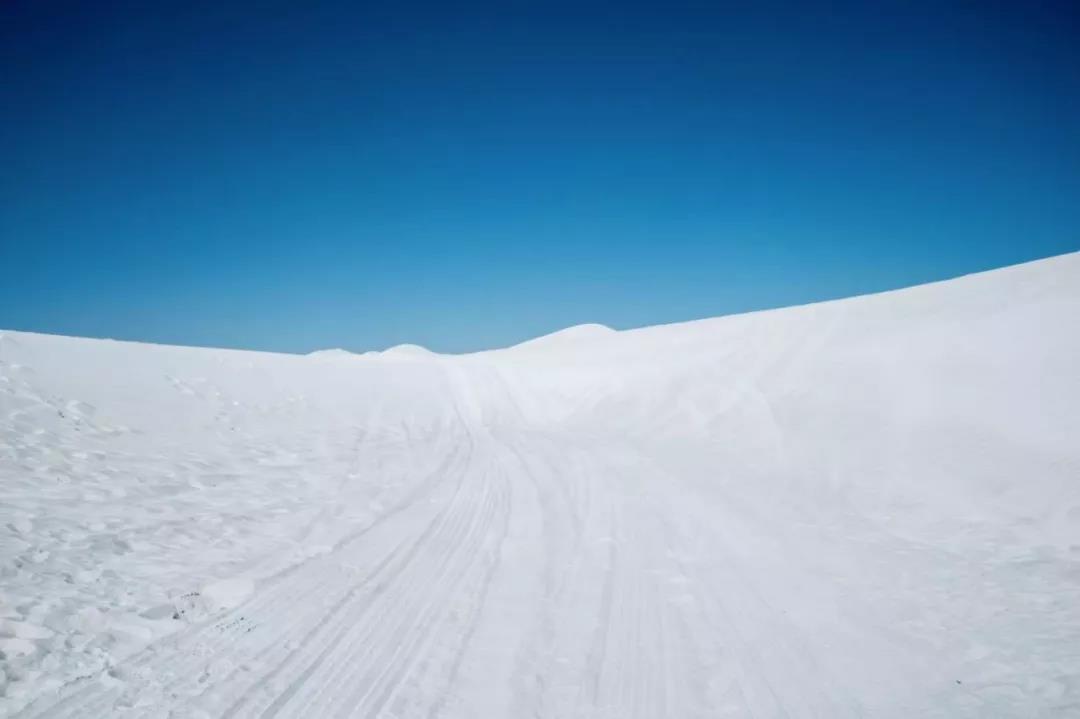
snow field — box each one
[2,252,1079,717]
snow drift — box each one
[1,252,1079,718]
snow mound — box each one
[512,322,615,350]
[307,348,357,358]
[380,343,434,358]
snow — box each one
[305,348,357,358]
[379,343,435,358]
[2,252,1080,718]
[510,322,616,349]
[198,579,256,614]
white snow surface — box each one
[2,253,1080,718]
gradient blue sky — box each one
[2,1,1078,353]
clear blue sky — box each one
[2,1,1078,353]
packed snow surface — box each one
[2,253,1080,718]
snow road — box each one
[2,253,1080,717]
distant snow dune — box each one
[2,253,1079,718]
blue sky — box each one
[2,1,1078,353]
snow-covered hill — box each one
[2,253,1079,717]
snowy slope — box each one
[2,252,1079,718]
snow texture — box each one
[2,252,1079,718]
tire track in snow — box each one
[333,463,507,717]
[17,413,474,719]
[294,457,485,715]
[219,360,508,718]
[226,432,478,717]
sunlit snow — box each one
[2,253,1079,717]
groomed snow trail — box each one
[3,253,1080,718]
